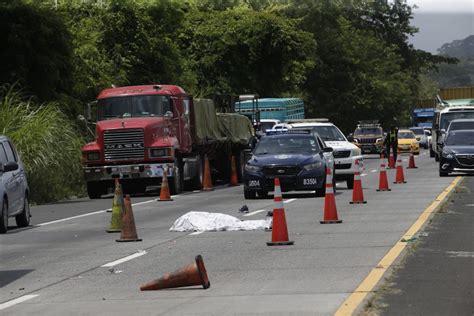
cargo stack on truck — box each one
[81,84,254,199]
[235,98,305,123]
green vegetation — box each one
[0,0,457,202]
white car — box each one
[286,120,363,188]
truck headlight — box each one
[87,152,100,161]
[375,138,383,143]
[149,147,173,158]
[245,164,261,172]
[303,161,322,170]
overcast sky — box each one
[407,0,474,53]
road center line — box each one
[371,169,378,173]
[360,173,367,177]
[101,250,147,267]
[243,209,267,217]
[284,198,297,204]
[0,295,39,311]
[189,231,204,235]
[335,176,463,316]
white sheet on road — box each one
[170,211,271,232]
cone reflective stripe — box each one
[229,155,239,186]
[376,154,391,192]
[116,195,142,242]
[394,151,407,184]
[140,255,210,291]
[407,152,418,169]
[107,178,124,233]
[350,159,366,204]
[267,178,294,246]
[320,166,342,224]
[158,166,173,201]
[202,155,213,191]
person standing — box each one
[384,125,398,164]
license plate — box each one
[248,180,260,187]
[303,178,317,185]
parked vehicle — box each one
[397,129,420,155]
[0,136,30,233]
[235,98,305,123]
[285,119,363,189]
[349,121,385,155]
[243,130,333,199]
[412,107,435,128]
[439,130,474,176]
[81,85,254,199]
[446,119,474,133]
[409,127,429,149]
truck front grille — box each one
[103,129,145,161]
[357,138,378,144]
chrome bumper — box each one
[83,163,175,181]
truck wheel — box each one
[15,193,30,228]
[235,151,246,183]
[169,159,184,195]
[346,175,354,189]
[244,190,256,199]
[192,156,203,190]
[0,199,8,234]
[87,182,105,199]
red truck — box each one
[81,84,254,199]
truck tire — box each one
[15,193,30,228]
[87,182,105,199]
[169,158,184,195]
[192,156,203,190]
[235,151,246,183]
[244,189,256,199]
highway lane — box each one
[0,150,459,315]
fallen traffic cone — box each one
[388,154,396,169]
[350,159,366,204]
[394,151,407,184]
[320,166,342,224]
[140,255,210,291]
[407,152,418,169]
[229,155,239,186]
[116,195,142,242]
[107,178,124,233]
[267,178,294,246]
[158,166,173,201]
[376,154,391,192]
[202,155,213,191]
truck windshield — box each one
[354,128,382,136]
[97,95,171,120]
[255,136,320,155]
[440,111,474,130]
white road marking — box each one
[243,209,267,217]
[360,173,367,177]
[465,204,474,207]
[371,169,378,173]
[284,198,297,204]
[189,231,204,235]
[403,159,408,162]
[0,295,39,311]
[101,250,147,267]
[446,251,474,258]
[38,199,158,227]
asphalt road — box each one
[0,151,460,315]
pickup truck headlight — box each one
[303,161,322,170]
[245,164,261,172]
[351,148,361,156]
[87,151,100,161]
[375,138,383,143]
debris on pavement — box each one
[238,205,249,213]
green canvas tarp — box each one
[193,98,254,145]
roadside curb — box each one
[335,176,464,316]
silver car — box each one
[0,136,30,233]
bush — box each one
[0,84,85,203]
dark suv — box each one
[0,136,30,233]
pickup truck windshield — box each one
[255,136,320,155]
[97,95,171,120]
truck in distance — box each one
[350,121,385,155]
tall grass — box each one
[0,84,85,203]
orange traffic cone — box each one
[350,159,366,204]
[229,155,239,186]
[407,152,418,169]
[158,166,173,201]
[202,155,213,191]
[116,195,142,242]
[376,154,391,192]
[267,178,294,246]
[320,166,342,224]
[388,154,396,169]
[107,178,125,232]
[140,255,210,291]
[394,151,407,184]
